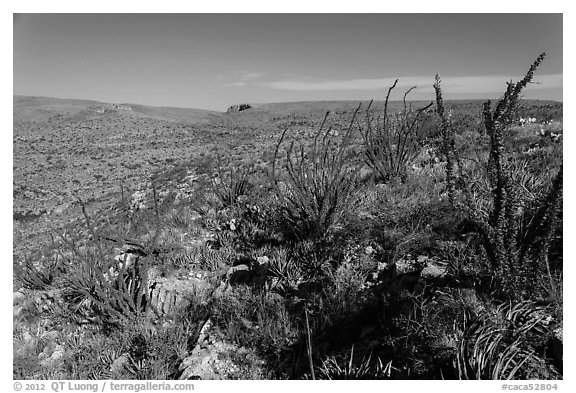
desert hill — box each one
[13,95,562,259]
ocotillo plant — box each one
[433,53,563,298]
[271,106,363,243]
[361,79,433,183]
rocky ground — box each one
[13,96,563,380]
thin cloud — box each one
[258,74,563,94]
[223,71,263,87]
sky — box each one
[13,14,563,111]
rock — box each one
[226,264,250,284]
[365,245,376,255]
[377,261,389,271]
[226,259,269,288]
[50,344,65,362]
[178,316,255,380]
[417,255,429,264]
[110,353,130,375]
[359,167,374,182]
[395,259,421,275]
[213,281,232,299]
[147,276,211,318]
[13,291,26,305]
[256,256,269,265]
[548,327,563,373]
[226,104,252,113]
[179,332,264,380]
[229,219,237,231]
[197,319,213,345]
[13,306,24,318]
[373,259,423,293]
[180,347,222,380]
[554,326,563,342]
[39,344,65,367]
[95,104,132,114]
[421,262,448,279]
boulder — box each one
[147,276,211,318]
[226,264,250,284]
[420,261,449,280]
[225,258,268,287]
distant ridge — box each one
[14,95,562,124]
[14,95,220,124]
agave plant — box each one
[454,301,557,379]
[316,346,394,380]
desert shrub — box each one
[361,80,433,183]
[271,107,364,243]
[57,314,200,379]
[110,318,198,379]
[433,53,563,299]
[377,288,468,379]
[318,261,372,321]
[211,285,300,361]
[436,240,492,289]
[202,196,279,256]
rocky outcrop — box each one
[226,104,252,113]
[95,104,133,114]
[369,254,449,293]
[111,243,215,318]
[147,276,212,318]
[178,319,265,380]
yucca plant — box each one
[434,53,563,298]
[271,106,364,242]
[361,80,433,183]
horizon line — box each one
[13,93,563,113]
